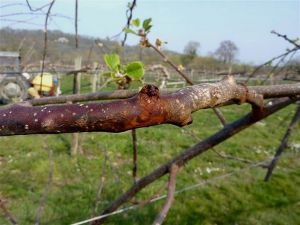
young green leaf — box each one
[132,18,140,27]
[104,54,120,71]
[123,27,137,35]
[125,61,144,80]
[143,18,152,31]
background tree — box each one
[181,41,200,66]
[215,40,238,64]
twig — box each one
[0,198,18,225]
[264,104,300,181]
[92,97,298,224]
[40,0,56,92]
[149,42,193,85]
[91,147,108,218]
[34,137,54,225]
[121,0,137,47]
[25,0,51,12]
[132,129,138,183]
[212,108,227,126]
[75,0,79,48]
[271,30,300,49]
[152,164,179,225]
[211,148,255,164]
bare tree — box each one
[215,40,238,64]
[181,41,200,66]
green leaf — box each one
[132,18,140,27]
[104,54,120,71]
[145,25,152,33]
[125,61,144,80]
[143,18,152,31]
[123,27,137,35]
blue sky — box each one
[0,0,299,64]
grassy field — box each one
[0,75,300,225]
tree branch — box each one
[0,198,18,225]
[92,96,298,225]
[0,76,268,136]
[152,164,178,225]
[264,104,300,181]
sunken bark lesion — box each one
[0,76,278,136]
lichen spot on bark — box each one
[41,118,55,131]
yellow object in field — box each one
[31,73,53,92]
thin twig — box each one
[271,30,300,49]
[75,0,79,48]
[40,0,56,92]
[121,0,137,47]
[211,148,255,164]
[0,198,18,225]
[152,164,179,225]
[149,42,193,85]
[212,108,227,126]
[264,104,300,181]
[25,0,51,12]
[91,147,108,219]
[132,129,138,183]
[34,137,54,225]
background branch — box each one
[264,104,300,181]
[152,164,178,225]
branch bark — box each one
[0,76,270,136]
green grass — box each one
[0,77,300,224]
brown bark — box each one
[0,76,264,136]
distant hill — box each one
[0,27,182,67]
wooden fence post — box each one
[91,62,98,92]
[71,56,82,156]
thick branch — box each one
[93,96,298,224]
[0,76,265,136]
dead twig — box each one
[264,104,300,181]
[122,0,137,47]
[39,0,56,92]
[132,129,138,183]
[34,137,53,225]
[271,30,300,49]
[152,164,179,225]
[0,198,18,225]
[75,0,79,48]
[91,147,108,219]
